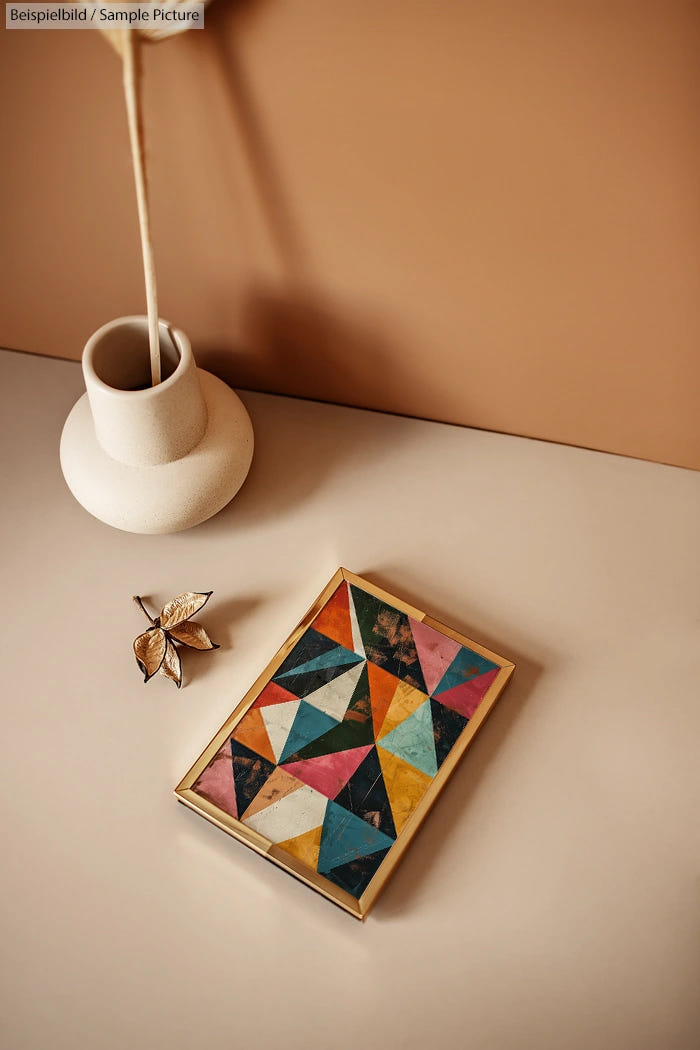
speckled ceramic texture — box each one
[60,316,253,533]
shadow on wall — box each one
[205,0,305,277]
[198,286,425,414]
[196,0,443,418]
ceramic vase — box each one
[60,316,253,533]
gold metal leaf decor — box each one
[133,592,219,688]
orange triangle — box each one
[231,706,276,764]
[277,823,323,870]
[378,680,428,740]
[311,582,355,651]
[367,662,401,738]
[240,766,306,821]
[377,746,432,835]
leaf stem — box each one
[133,595,156,625]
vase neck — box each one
[83,317,207,467]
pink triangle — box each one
[281,745,373,800]
[410,618,462,695]
[192,740,238,818]
[434,668,500,719]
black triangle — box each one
[230,738,277,818]
[430,698,469,768]
[272,628,361,699]
[349,585,427,692]
[342,662,373,733]
[334,746,397,840]
[323,846,392,899]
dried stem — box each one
[122,29,161,386]
[133,595,156,625]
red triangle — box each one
[311,582,355,651]
[281,745,373,800]
[253,681,298,709]
[435,668,500,719]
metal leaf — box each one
[159,638,182,688]
[133,627,167,682]
[159,592,213,630]
[168,620,220,651]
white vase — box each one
[60,316,254,533]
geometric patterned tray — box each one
[175,568,515,919]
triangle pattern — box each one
[348,585,366,658]
[253,681,299,709]
[208,580,508,904]
[349,585,426,692]
[278,702,338,764]
[271,628,346,699]
[342,662,374,734]
[260,699,301,762]
[281,745,373,800]
[333,746,397,839]
[276,643,363,679]
[409,617,462,695]
[377,746,433,835]
[277,824,324,870]
[240,766,307,822]
[378,679,429,740]
[430,698,469,768]
[283,713,375,763]
[302,660,365,722]
[379,699,438,778]
[242,782,329,844]
[272,629,365,700]
[317,800,395,874]
[230,706,276,764]
[367,662,400,739]
[322,847,392,897]
[433,646,499,696]
[275,627,339,674]
[193,739,238,819]
[283,665,376,762]
[311,582,355,652]
[230,739,277,819]
[434,667,500,719]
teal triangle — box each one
[433,646,499,696]
[317,800,395,874]
[278,702,338,764]
[379,699,438,778]
[277,644,363,679]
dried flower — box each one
[133,592,219,688]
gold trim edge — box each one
[175,567,515,920]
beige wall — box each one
[1,1,699,468]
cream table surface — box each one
[1,349,699,1050]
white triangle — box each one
[348,589,366,658]
[303,661,365,722]
[260,699,301,762]
[242,782,328,843]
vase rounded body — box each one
[60,316,254,534]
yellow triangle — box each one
[377,746,432,835]
[277,824,323,870]
[377,680,428,739]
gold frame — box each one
[175,568,515,919]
